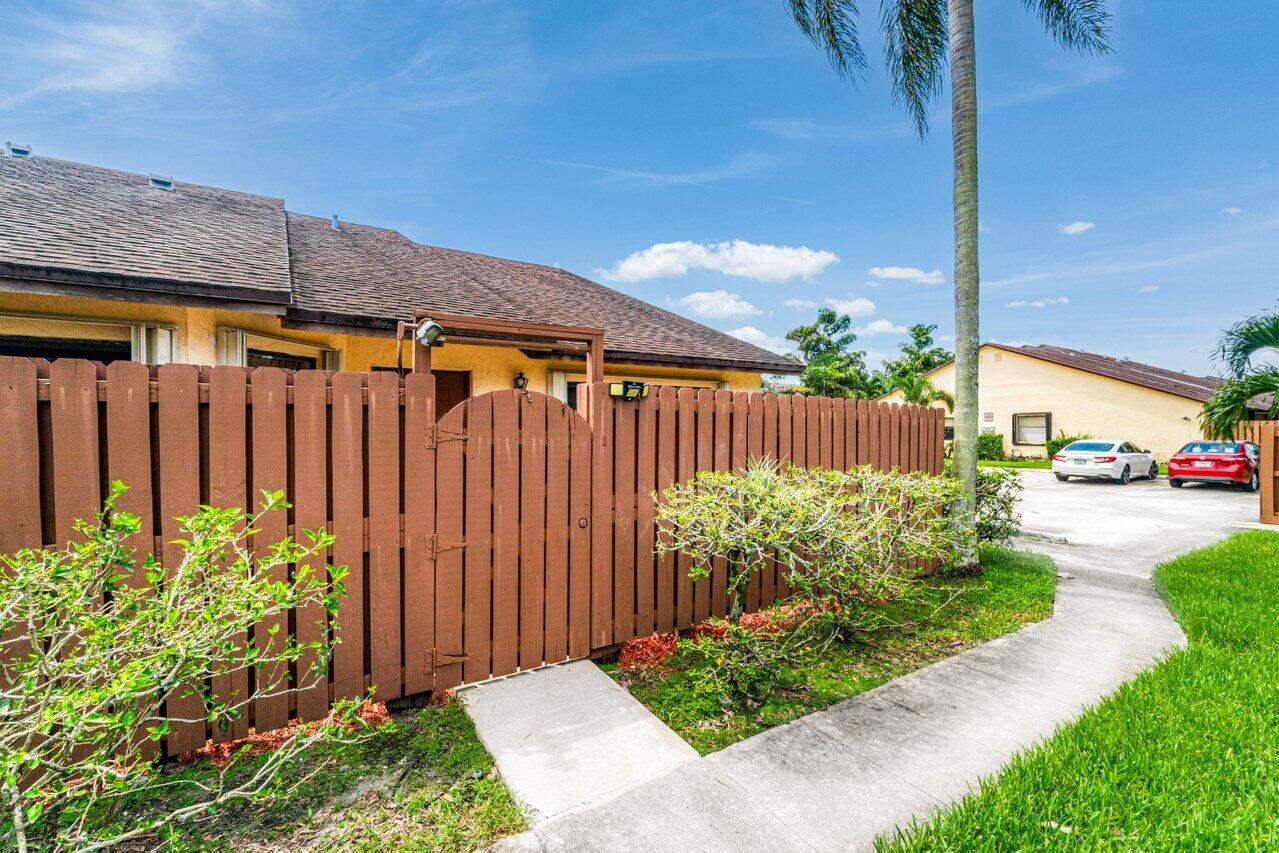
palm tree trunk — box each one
[949,0,980,568]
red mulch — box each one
[615,602,817,671]
[177,701,391,769]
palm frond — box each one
[880,0,947,137]
[787,0,868,81]
[1218,312,1279,379]
[1199,370,1279,440]
[1024,0,1113,54]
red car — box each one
[1167,440,1261,491]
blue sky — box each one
[3,1,1277,375]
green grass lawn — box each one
[882,529,1279,850]
[608,546,1057,754]
[67,699,525,852]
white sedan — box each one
[1051,439,1159,485]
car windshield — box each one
[1179,441,1240,454]
[1063,441,1116,452]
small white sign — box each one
[980,426,995,434]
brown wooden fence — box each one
[1237,420,1278,525]
[0,357,943,755]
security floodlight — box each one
[415,319,444,347]
[608,381,649,401]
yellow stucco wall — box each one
[881,345,1207,461]
[0,289,762,397]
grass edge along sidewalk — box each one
[882,529,1279,850]
[608,546,1057,754]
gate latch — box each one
[425,424,468,450]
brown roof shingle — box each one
[993,343,1230,403]
[0,155,291,301]
[285,212,798,372]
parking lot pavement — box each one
[1015,469,1264,579]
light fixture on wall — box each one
[513,371,529,390]
[415,319,444,347]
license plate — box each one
[1072,459,1086,465]
[1194,460,1211,468]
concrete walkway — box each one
[493,473,1261,851]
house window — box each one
[217,328,338,370]
[944,417,954,441]
[0,313,174,364]
[1013,412,1051,446]
[552,369,724,409]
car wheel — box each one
[1245,470,1260,493]
[1170,478,1184,488]
[1117,465,1131,485]
[1149,462,1159,480]
[1055,473,1069,482]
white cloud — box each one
[867,266,944,285]
[1057,220,1095,236]
[856,319,908,336]
[675,290,761,319]
[727,326,791,355]
[534,152,774,189]
[1006,296,1069,309]
[1223,207,1242,215]
[824,297,876,317]
[783,298,818,310]
[1138,285,1159,293]
[597,240,838,283]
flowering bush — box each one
[0,484,371,852]
[974,467,1024,545]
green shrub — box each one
[678,617,813,710]
[0,483,370,852]
[975,468,1023,545]
[1045,432,1091,457]
[976,432,1006,460]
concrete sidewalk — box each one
[493,473,1260,852]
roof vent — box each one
[148,174,175,192]
[331,214,340,230]
[4,141,32,158]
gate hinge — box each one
[425,424,468,449]
[434,650,469,665]
[425,533,467,560]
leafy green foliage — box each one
[0,483,369,852]
[614,546,1056,754]
[1045,432,1092,457]
[679,619,817,711]
[974,468,1023,546]
[884,531,1279,850]
[1200,309,1279,438]
[976,432,1005,461]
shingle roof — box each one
[285,212,798,373]
[0,155,291,301]
[990,343,1253,405]
[0,154,797,374]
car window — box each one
[1064,441,1115,452]
[1179,441,1239,454]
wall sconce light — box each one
[608,380,649,401]
[513,371,529,391]
[415,318,444,347]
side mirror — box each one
[1143,448,1151,454]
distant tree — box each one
[785,309,871,397]
[890,373,954,410]
[883,323,952,378]
[785,0,1112,569]
[1200,310,1279,439]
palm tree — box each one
[786,0,1110,566]
[892,373,954,410]
[1200,311,1279,439]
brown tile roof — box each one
[285,212,797,372]
[0,154,797,374]
[0,155,291,301]
[991,343,1240,404]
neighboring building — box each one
[880,343,1269,461]
[0,152,797,414]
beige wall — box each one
[881,345,1207,461]
[0,289,762,399]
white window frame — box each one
[0,311,175,364]
[217,327,340,370]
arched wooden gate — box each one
[431,390,594,689]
